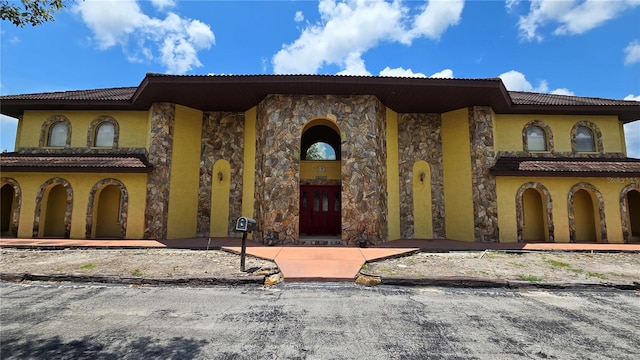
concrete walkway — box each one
[1,237,638,282]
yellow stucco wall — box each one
[386,108,401,240]
[494,114,625,153]
[496,177,635,243]
[300,161,341,180]
[413,160,432,238]
[210,159,231,237]
[441,108,475,241]
[166,105,202,239]
[17,110,150,149]
[2,172,147,239]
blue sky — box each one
[1,0,639,156]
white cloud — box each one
[550,88,575,96]
[273,0,464,74]
[517,0,640,42]
[0,114,18,152]
[625,94,640,101]
[73,0,214,74]
[429,68,454,78]
[499,70,575,95]
[379,66,426,77]
[499,70,547,92]
[624,121,640,158]
[411,0,464,40]
[624,40,640,65]
[151,0,176,11]
[295,11,304,22]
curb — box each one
[378,276,640,290]
[0,273,265,287]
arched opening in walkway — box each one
[42,184,67,238]
[94,185,123,238]
[573,189,598,242]
[522,188,547,242]
[1,184,17,237]
[299,119,342,239]
[626,189,640,242]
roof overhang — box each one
[490,157,640,177]
[1,74,639,122]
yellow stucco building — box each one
[1,74,639,244]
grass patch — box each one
[378,266,396,275]
[587,272,607,279]
[131,269,143,277]
[509,262,526,268]
[479,270,489,275]
[568,268,584,274]
[519,274,543,282]
[544,259,571,268]
[80,263,96,270]
[360,263,371,271]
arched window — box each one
[526,125,547,151]
[94,122,115,147]
[575,126,595,152]
[47,122,68,147]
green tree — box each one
[1,0,68,27]
[305,142,325,160]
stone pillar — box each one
[197,112,245,237]
[341,98,388,245]
[468,106,499,242]
[144,103,175,240]
[398,113,445,239]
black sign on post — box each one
[235,217,256,272]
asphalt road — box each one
[1,282,638,359]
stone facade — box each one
[144,103,175,240]
[254,95,388,245]
[398,113,445,239]
[197,112,245,237]
[468,106,499,242]
[620,183,640,243]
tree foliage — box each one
[1,0,67,27]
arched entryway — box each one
[299,119,342,240]
[568,183,606,243]
[522,189,545,241]
[516,182,554,242]
[87,179,128,239]
[1,178,20,237]
[35,179,73,238]
[621,185,640,243]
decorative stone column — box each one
[398,113,445,239]
[144,103,175,240]
[468,106,499,242]
[197,112,245,237]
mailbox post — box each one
[235,216,256,272]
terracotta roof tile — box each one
[0,153,152,173]
[491,157,640,177]
[509,91,639,107]
[0,87,136,101]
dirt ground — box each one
[1,248,638,283]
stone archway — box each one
[516,182,554,242]
[86,178,128,239]
[621,184,640,243]
[568,182,607,243]
[0,178,21,237]
[34,178,73,238]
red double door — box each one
[299,185,341,235]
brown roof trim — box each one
[1,74,639,122]
[490,157,640,177]
[0,153,153,173]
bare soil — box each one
[0,248,638,283]
[365,251,640,283]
